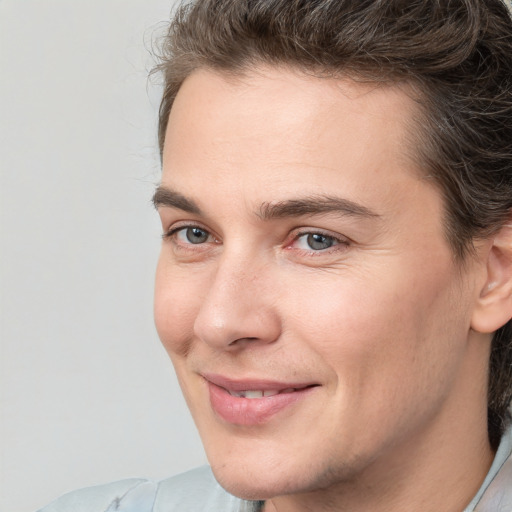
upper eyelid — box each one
[165,221,212,235]
[295,232,342,242]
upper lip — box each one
[202,373,319,392]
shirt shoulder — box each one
[466,420,512,512]
[37,478,157,512]
[37,467,261,512]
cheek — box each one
[154,258,203,358]
[284,270,468,455]
[285,262,466,394]
[286,280,406,384]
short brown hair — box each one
[154,0,512,447]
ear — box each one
[471,223,512,334]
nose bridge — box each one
[193,246,280,349]
[211,256,255,308]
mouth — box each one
[202,373,319,425]
[226,386,314,398]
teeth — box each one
[244,390,264,399]
[228,389,295,398]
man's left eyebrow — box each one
[258,195,380,220]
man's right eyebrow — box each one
[152,186,202,214]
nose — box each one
[193,255,281,350]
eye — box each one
[292,231,347,252]
[164,224,216,246]
[174,226,212,244]
[302,233,335,250]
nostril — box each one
[228,336,260,346]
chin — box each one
[210,464,296,501]
[208,453,344,501]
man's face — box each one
[154,68,488,499]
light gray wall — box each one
[0,2,206,511]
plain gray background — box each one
[0,1,207,511]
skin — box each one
[154,67,496,512]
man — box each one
[40,0,512,510]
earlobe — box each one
[471,224,512,334]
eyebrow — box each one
[258,195,380,220]
[152,186,202,214]
[152,186,380,221]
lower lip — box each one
[207,382,316,426]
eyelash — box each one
[163,224,350,255]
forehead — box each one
[161,66,426,212]
[164,66,419,167]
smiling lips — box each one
[204,374,318,425]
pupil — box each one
[307,233,333,250]
[186,227,208,244]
